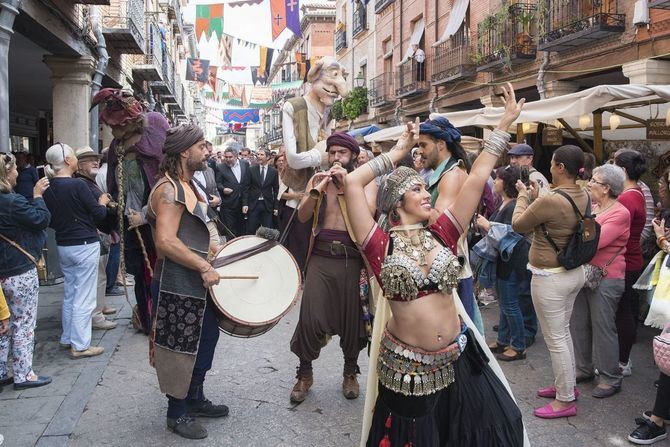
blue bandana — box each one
[420,117,462,146]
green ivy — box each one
[331,99,344,121]
[342,86,368,121]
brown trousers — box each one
[290,254,367,376]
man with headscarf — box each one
[419,117,485,334]
[289,132,377,404]
[147,124,228,440]
[91,88,170,334]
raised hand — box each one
[498,82,525,131]
[394,116,421,154]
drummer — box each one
[289,132,377,403]
[147,124,228,440]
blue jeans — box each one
[458,276,484,335]
[496,271,526,351]
[518,270,537,342]
[105,242,120,292]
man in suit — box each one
[242,148,279,234]
[215,142,250,237]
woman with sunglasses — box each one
[0,153,52,389]
[42,144,111,359]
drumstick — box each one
[219,275,259,280]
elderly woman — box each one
[42,144,111,359]
[512,145,588,419]
[0,153,52,389]
[345,85,525,446]
[570,164,630,398]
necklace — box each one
[390,224,436,266]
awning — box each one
[348,125,381,139]
[402,18,425,62]
[364,84,670,142]
[433,0,469,47]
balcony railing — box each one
[132,16,164,82]
[375,0,394,14]
[539,0,626,52]
[353,4,367,37]
[75,1,111,4]
[102,0,145,54]
[649,0,670,9]
[431,40,475,85]
[369,73,394,108]
[395,58,429,99]
[335,29,347,52]
[475,2,537,72]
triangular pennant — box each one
[270,0,287,40]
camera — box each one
[37,165,46,179]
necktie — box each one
[261,166,266,183]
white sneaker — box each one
[92,317,117,330]
[619,360,632,377]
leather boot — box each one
[290,375,314,403]
[342,374,359,399]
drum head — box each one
[210,236,301,326]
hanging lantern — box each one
[522,122,531,133]
[609,113,621,131]
[554,119,563,129]
[579,114,591,130]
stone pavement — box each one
[1,283,669,446]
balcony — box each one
[375,0,394,14]
[539,0,626,52]
[395,58,429,99]
[431,40,475,86]
[150,55,175,96]
[335,29,347,52]
[650,0,670,9]
[352,4,367,38]
[369,73,394,108]
[475,2,537,72]
[75,1,110,4]
[132,17,164,82]
[102,0,145,54]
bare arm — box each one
[434,167,467,212]
[446,84,524,230]
[152,183,219,287]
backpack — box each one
[541,189,600,270]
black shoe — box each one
[186,399,229,418]
[105,286,125,296]
[14,376,52,390]
[487,342,507,354]
[0,376,13,387]
[166,415,208,439]
[628,418,667,445]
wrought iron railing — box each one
[102,0,146,50]
[475,2,537,71]
[431,38,475,84]
[369,72,394,108]
[539,0,625,51]
[353,4,367,37]
[335,29,347,52]
[375,0,394,14]
[145,15,164,69]
[395,58,429,98]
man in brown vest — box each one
[289,132,377,403]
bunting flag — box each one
[196,4,224,41]
[208,67,218,93]
[250,66,259,85]
[250,86,273,107]
[218,34,234,67]
[228,84,249,107]
[295,52,307,80]
[222,108,260,123]
[258,47,275,82]
[271,0,301,40]
[227,0,264,6]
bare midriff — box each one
[387,291,461,352]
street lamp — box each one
[354,72,365,88]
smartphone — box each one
[520,166,530,187]
[37,165,46,179]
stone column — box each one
[0,1,21,152]
[622,59,670,85]
[544,80,579,98]
[43,56,96,149]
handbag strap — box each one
[0,233,38,266]
[604,246,625,267]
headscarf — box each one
[91,88,145,126]
[420,117,462,147]
[326,132,360,155]
[163,124,205,155]
[376,166,425,231]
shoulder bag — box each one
[0,233,47,281]
[583,246,624,290]
[653,322,670,376]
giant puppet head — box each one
[306,57,349,107]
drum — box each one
[209,236,301,337]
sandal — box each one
[496,348,527,361]
[488,342,508,354]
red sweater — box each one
[591,202,630,279]
[618,188,646,272]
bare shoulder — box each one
[153,182,182,214]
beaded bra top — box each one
[379,228,462,301]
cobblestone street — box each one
[1,283,669,446]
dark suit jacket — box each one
[215,160,250,209]
[242,164,279,213]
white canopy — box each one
[433,0,469,47]
[364,84,670,142]
[402,18,425,62]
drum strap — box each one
[210,240,278,269]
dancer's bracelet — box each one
[368,153,394,177]
[483,129,511,157]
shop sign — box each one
[647,119,670,140]
[542,127,563,146]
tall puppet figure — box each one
[281,57,350,191]
[91,89,170,334]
